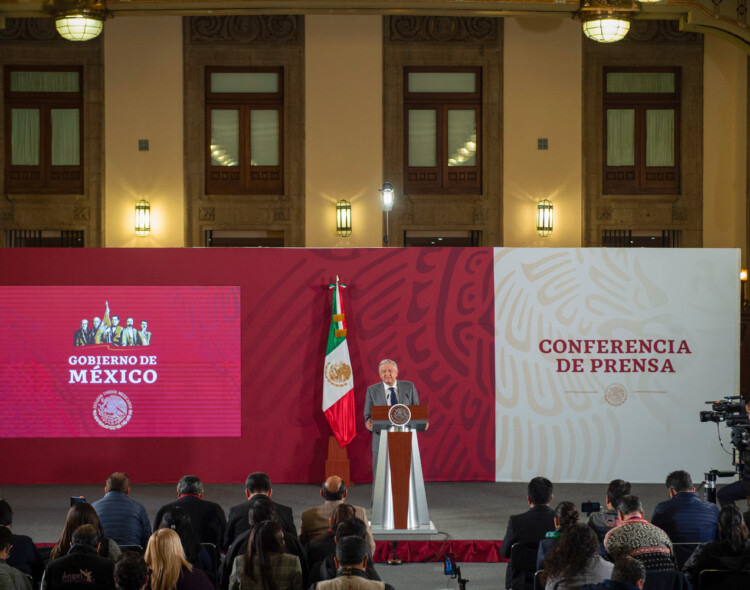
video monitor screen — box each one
[0,286,241,437]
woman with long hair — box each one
[50,502,121,560]
[145,528,213,590]
[157,506,213,577]
[683,504,750,589]
[542,524,613,590]
[537,501,580,569]
[229,521,302,590]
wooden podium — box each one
[370,404,435,533]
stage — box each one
[1,480,695,589]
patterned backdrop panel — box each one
[0,247,495,484]
[494,248,738,483]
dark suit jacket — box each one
[153,495,227,547]
[500,505,555,589]
[223,498,295,551]
[7,534,44,586]
[364,380,419,471]
[43,544,115,590]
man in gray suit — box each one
[363,359,420,477]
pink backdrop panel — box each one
[0,247,495,484]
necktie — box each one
[388,386,397,405]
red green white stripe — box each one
[323,277,356,447]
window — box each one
[404,68,481,194]
[205,67,283,195]
[603,68,680,195]
[4,66,83,194]
[601,229,680,247]
[5,230,84,247]
[204,230,284,247]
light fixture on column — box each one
[579,0,638,43]
[44,0,109,41]
[742,269,748,310]
[537,199,553,237]
[135,200,151,237]
[380,182,394,246]
[336,200,352,237]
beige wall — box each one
[704,35,747,266]
[503,17,583,247]
[305,16,383,248]
[104,17,185,247]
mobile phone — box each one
[443,552,456,576]
[70,496,86,506]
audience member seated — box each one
[92,473,151,550]
[51,503,121,561]
[312,518,381,585]
[682,504,750,589]
[604,495,674,571]
[144,529,212,590]
[500,476,556,590]
[155,508,212,579]
[1,568,15,590]
[114,552,148,590]
[651,470,718,567]
[537,502,579,570]
[224,473,295,551]
[306,505,355,581]
[43,525,115,590]
[228,521,302,590]
[541,524,613,590]
[299,476,374,554]
[309,536,394,590]
[0,527,31,590]
[153,476,226,548]
[0,500,43,586]
[588,480,631,547]
[580,556,646,590]
[220,496,307,590]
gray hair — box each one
[378,359,398,371]
[177,475,203,496]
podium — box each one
[370,404,436,533]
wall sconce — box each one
[537,199,554,237]
[135,199,151,237]
[44,0,109,41]
[336,200,352,237]
[742,269,748,310]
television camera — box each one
[700,396,750,503]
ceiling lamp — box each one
[44,0,108,41]
[578,0,639,43]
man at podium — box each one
[364,359,420,475]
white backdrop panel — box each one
[494,248,740,483]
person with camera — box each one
[717,399,750,507]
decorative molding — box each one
[74,206,90,222]
[199,207,215,221]
[389,16,499,44]
[672,205,688,221]
[624,20,701,44]
[597,206,613,221]
[0,18,66,42]
[187,15,302,45]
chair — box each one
[200,542,220,577]
[671,542,701,569]
[533,570,543,590]
[642,569,689,590]
[509,542,539,590]
[118,545,144,554]
[698,568,750,590]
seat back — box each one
[698,568,750,590]
[510,542,539,590]
[671,542,701,569]
[642,569,687,590]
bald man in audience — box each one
[299,476,375,554]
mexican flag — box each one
[323,278,356,447]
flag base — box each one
[325,435,351,486]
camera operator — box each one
[717,398,750,507]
